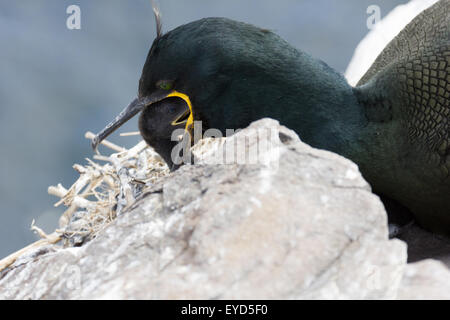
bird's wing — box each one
[345,0,439,86]
[357,0,449,181]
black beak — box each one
[91,94,164,152]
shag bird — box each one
[138,96,192,168]
[92,1,449,235]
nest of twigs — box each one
[0,131,169,272]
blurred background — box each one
[0,0,407,257]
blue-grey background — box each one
[0,0,406,257]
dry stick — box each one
[121,140,148,160]
[103,174,116,189]
[120,131,140,136]
[118,168,135,207]
[85,157,107,171]
[59,204,77,228]
[1,133,152,273]
[30,220,48,239]
[49,183,96,210]
[85,131,126,153]
[65,173,91,200]
[93,154,114,162]
[73,164,87,174]
[0,232,61,273]
[48,183,68,198]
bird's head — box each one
[91,14,322,166]
[91,17,235,152]
[138,96,191,170]
[91,16,270,154]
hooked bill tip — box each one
[89,97,144,155]
[91,136,100,154]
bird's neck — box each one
[281,51,402,185]
[204,41,379,170]
[280,52,370,162]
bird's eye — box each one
[156,80,173,91]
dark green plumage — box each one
[139,18,366,158]
[352,0,450,234]
[93,0,449,235]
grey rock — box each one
[398,259,450,299]
[0,119,448,299]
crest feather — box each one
[151,0,162,38]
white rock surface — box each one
[398,259,450,299]
[0,119,448,299]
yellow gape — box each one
[166,91,194,132]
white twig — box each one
[85,131,126,153]
[0,232,61,273]
[120,131,141,136]
[0,128,170,274]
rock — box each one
[0,118,448,299]
[398,259,450,299]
